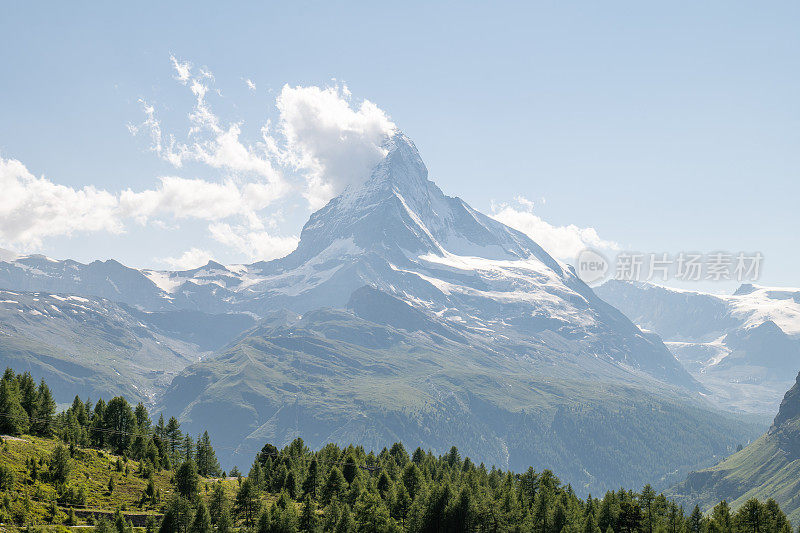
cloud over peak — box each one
[275,84,396,208]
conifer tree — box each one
[17,371,38,420]
[195,431,220,477]
[33,380,56,437]
[0,373,29,435]
[189,500,212,533]
[302,458,319,499]
[299,495,318,532]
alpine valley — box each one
[0,133,767,495]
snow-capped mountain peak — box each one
[0,132,695,388]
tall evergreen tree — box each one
[165,416,182,462]
[105,396,137,454]
[302,458,319,499]
[91,399,107,448]
[0,372,29,435]
[190,500,212,533]
[235,478,260,528]
[134,402,151,432]
[16,371,38,420]
[33,379,56,437]
[175,460,199,500]
[195,431,220,477]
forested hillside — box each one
[0,368,794,532]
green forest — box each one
[0,368,795,533]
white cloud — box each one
[209,222,298,261]
[0,156,297,263]
[491,196,618,260]
[132,60,398,213]
[131,61,286,196]
[245,79,256,91]
[275,84,397,209]
[0,158,122,249]
[5,57,401,264]
[120,177,249,222]
[161,247,213,270]
[170,55,192,85]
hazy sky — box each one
[1,2,797,291]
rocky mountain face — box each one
[596,280,800,414]
[0,132,764,494]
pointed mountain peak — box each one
[286,130,554,268]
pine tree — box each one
[342,454,358,485]
[17,371,37,420]
[217,506,233,533]
[49,443,72,484]
[33,379,56,436]
[209,481,227,524]
[299,495,318,532]
[190,500,212,533]
[640,484,657,533]
[195,431,220,477]
[390,483,412,528]
[134,402,151,432]
[285,469,300,500]
[583,512,602,533]
[105,397,136,454]
[175,460,199,500]
[91,399,107,448]
[377,471,391,498]
[235,478,260,527]
[256,508,272,533]
[165,417,182,463]
[335,506,355,533]
[321,467,347,506]
[302,458,319,499]
[687,505,703,533]
[0,374,29,435]
[711,500,733,533]
[182,434,194,464]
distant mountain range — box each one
[596,281,800,414]
[0,287,255,403]
[0,133,767,494]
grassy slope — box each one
[668,433,800,524]
[0,435,246,526]
[161,309,766,496]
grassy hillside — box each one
[161,308,766,496]
[0,434,246,527]
[2,433,795,533]
[0,434,173,525]
[669,372,800,524]
[669,434,800,524]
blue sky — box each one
[1,2,797,291]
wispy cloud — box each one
[161,247,214,270]
[491,196,618,260]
